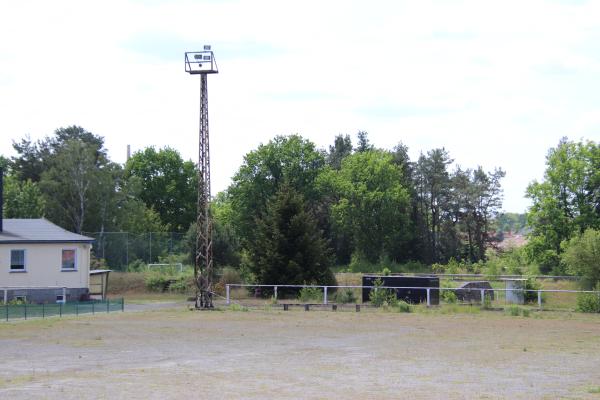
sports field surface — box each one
[1,306,599,399]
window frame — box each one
[60,248,78,272]
[9,249,27,272]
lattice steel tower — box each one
[185,46,218,309]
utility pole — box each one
[185,46,218,309]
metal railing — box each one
[1,298,125,321]
[225,284,600,310]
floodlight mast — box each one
[185,47,218,309]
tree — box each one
[415,148,453,263]
[39,140,106,233]
[327,134,353,169]
[124,147,197,232]
[319,150,411,263]
[247,183,335,289]
[525,138,600,273]
[355,130,373,153]
[562,228,600,289]
[11,126,106,183]
[3,174,45,218]
[229,135,326,244]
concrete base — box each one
[3,288,89,304]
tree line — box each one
[2,126,598,288]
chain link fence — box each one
[85,232,190,270]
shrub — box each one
[524,277,542,304]
[507,305,521,316]
[394,300,411,313]
[145,273,173,292]
[333,289,357,304]
[441,290,457,304]
[298,286,323,303]
[127,259,147,272]
[577,292,600,313]
[381,267,391,276]
[369,278,398,307]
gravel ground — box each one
[1,307,599,399]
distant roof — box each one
[0,219,94,244]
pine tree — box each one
[248,183,336,291]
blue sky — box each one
[1,0,599,212]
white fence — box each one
[224,284,600,310]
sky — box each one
[1,0,599,213]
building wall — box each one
[0,243,91,289]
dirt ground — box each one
[1,306,600,399]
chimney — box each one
[0,167,3,233]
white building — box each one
[0,218,94,303]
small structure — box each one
[502,278,526,304]
[455,281,494,302]
[362,275,440,305]
[89,269,111,300]
[0,218,94,303]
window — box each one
[10,249,26,271]
[61,249,76,271]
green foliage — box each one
[247,184,336,291]
[369,278,398,307]
[393,300,412,313]
[525,138,600,273]
[298,286,323,303]
[229,134,326,245]
[506,305,530,317]
[2,174,45,218]
[441,290,457,304]
[381,267,391,276]
[481,295,493,310]
[333,288,357,304]
[562,228,600,289]
[228,303,249,312]
[576,283,600,313]
[319,150,411,263]
[144,270,194,293]
[524,277,542,303]
[124,147,197,232]
[126,259,147,272]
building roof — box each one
[0,219,94,244]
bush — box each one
[524,277,542,303]
[577,292,600,313]
[333,288,357,304]
[298,286,323,303]
[394,300,411,313]
[441,290,457,304]
[127,259,147,272]
[369,278,398,307]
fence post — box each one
[480,289,485,305]
[92,302,95,314]
[274,286,278,301]
[5,305,8,321]
[76,303,79,316]
[538,290,542,310]
[226,285,230,305]
[107,299,110,313]
[3,289,7,304]
[324,286,328,305]
[426,288,431,307]
[59,302,62,317]
[42,303,45,319]
[121,298,125,312]
[24,303,27,320]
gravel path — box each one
[1,309,599,399]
